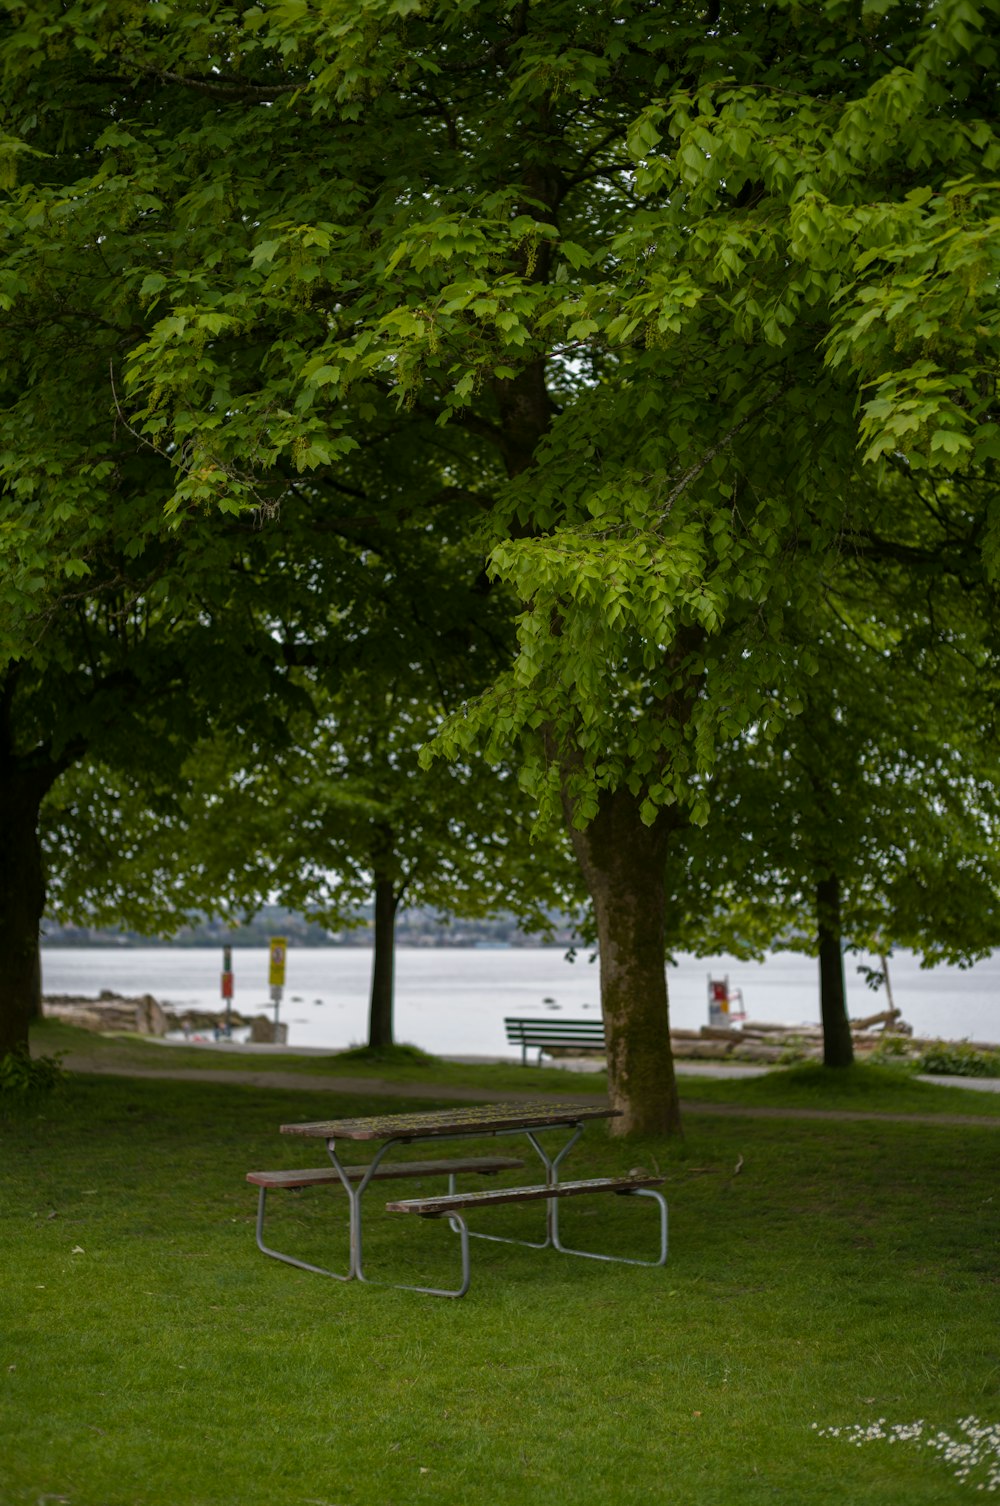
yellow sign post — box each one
[268,938,287,1028]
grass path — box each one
[57,1052,1000,1127]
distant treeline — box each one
[42,905,580,949]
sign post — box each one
[221,944,234,1037]
[268,937,287,1028]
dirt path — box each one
[61,1056,1000,1128]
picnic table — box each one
[248,1100,668,1297]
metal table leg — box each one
[457,1123,584,1251]
[335,1137,471,1296]
[253,1184,352,1281]
[325,1137,396,1281]
[377,1212,471,1299]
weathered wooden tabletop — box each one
[280,1101,618,1142]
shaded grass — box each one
[680,1061,1000,1119]
[2,1068,998,1505]
[31,1018,1000,1119]
[32,1018,609,1096]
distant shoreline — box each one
[40,939,562,950]
[39,944,1000,1053]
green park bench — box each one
[504,1015,606,1065]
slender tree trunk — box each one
[567,788,682,1137]
[367,874,398,1050]
[0,771,50,1058]
[816,872,854,1068]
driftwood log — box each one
[668,1007,921,1062]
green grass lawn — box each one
[2,1041,998,1505]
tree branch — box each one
[95,63,300,101]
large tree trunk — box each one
[816,871,854,1068]
[495,350,684,1136]
[0,771,50,1058]
[568,788,682,1137]
[367,873,398,1050]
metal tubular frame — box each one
[253,1185,351,1281]
[252,1141,398,1283]
[339,1144,475,1297]
[326,1139,396,1283]
[391,1123,669,1292]
[381,1213,472,1299]
[412,1185,668,1296]
[449,1125,584,1250]
[551,1186,669,1266]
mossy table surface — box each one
[280,1100,618,1142]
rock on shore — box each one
[42,991,286,1043]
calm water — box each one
[40,946,1000,1053]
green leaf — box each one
[251,239,283,269]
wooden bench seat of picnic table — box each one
[247,1154,529,1285]
[385,1173,669,1294]
[386,1172,664,1217]
[246,1155,525,1191]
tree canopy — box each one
[2,0,998,1129]
[665,534,1000,1060]
[44,526,582,1049]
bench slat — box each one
[505,1019,604,1037]
[247,1155,525,1190]
[386,1174,664,1216]
[508,1032,605,1042]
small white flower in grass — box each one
[815,1415,1000,1492]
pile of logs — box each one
[670,1008,917,1063]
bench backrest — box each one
[504,1017,605,1044]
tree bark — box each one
[567,787,682,1137]
[0,769,51,1058]
[492,342,685,1135]
[816,871,854,1068]
[367,873,399,1050]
